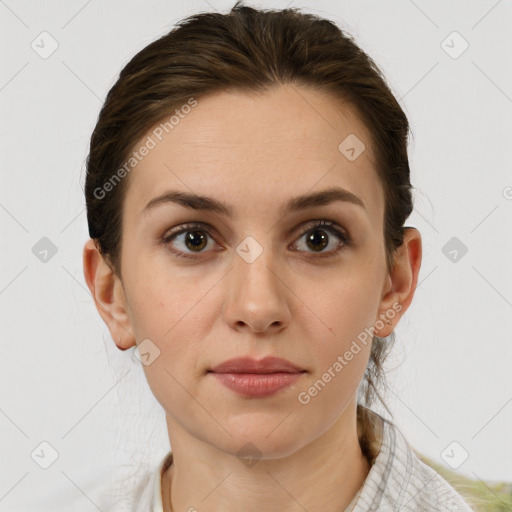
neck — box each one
[161,404,374,512]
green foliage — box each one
[417,453,512,512]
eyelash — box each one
[161,220,352,261]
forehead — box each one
[123,84,384,222]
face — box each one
[113,84,395,458]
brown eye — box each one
[162,223,217,260]
[292,220,350,257]
[183,230,208,251]
[305,229,329,252]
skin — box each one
[83,83,421,512]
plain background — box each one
[1,0,511,510]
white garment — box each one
[132,411,474,512]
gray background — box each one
[1,0,511,510]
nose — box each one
[223,244,291,334]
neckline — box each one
[345,411,386,511]
[157,452,174,511]
[157,411,389,512]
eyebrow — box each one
[142,186,366,218]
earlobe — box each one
[82,239,136,351]
[374,228,422,337]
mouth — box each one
[208,356,306,374]
[207,356,306,398]
[208,371,305,398]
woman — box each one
[82,3,475,511]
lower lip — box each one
[209,372,304,398]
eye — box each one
[162,223,219,260]
[291,220,351,257]
[161,220,351,261]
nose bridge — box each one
[224,234,290,332]
[235,234,282,301]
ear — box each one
[374,227,422,337]
[82,238,136,351]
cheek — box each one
[291,264,380,394]
[126,270,216,378]
[294,330,371,435]
[312,298,373,389]
[123,256,198,338]
[297,268,380,344]
[134,288,207,413]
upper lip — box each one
[209,356,305,374]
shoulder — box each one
[131,452,172,512]
[131,466,158,512]
[355,414,475,512]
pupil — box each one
[185,231,207,251]
[307,230,328,251]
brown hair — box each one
[84,1,414,464]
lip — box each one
[209,356,305,374]
[208,357,306,398]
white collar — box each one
[149,412,472,511]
